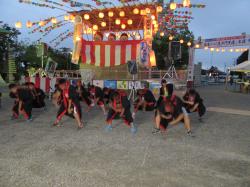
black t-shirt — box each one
[18,88,33,102]
[158,95,183,119]
[144,89,156,103]
[110,93,130,110]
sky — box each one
[0,0,250,71]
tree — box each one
[0,24,20,80]
[152,29,194,70]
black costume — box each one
[183,89,206,117]
[76,85,92,107]
[17,88,33,119]
[134,89,156,112]
[106,91,133,126]
[157,95,184,130]
[31,88,46,108]
[89,86,104,106]
[56,85,82,121]
[10,91,19,118]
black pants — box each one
[56,102,82,121]
[106,108,133,126]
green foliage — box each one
[152,29,194,70]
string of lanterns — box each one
[200,47,249,53]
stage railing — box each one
[52,69,187,81]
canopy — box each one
[229,61,250,72]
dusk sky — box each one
[0,0,250,70]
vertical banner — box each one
[140,42,149,66]
[187,47,195,81]
[72,15,83,64]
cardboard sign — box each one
[104,80,117,89]
[93,80,104,88]
[117,81,128,89]
[128,81,143,89]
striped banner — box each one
[82,40,141,67]
[25,77,51,93]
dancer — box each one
[26,82,46,108]
[9,83,33,121]
[133,86,156,118]
[183,89,206,121]
[153,95,192,136]
[75,80,92,111]
[89,85,106,115]
[53,79,83,129]
[106,91,137,134]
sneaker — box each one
[187,130,195,137]
[152,128,161,134]
[105,125,112,132]
[26,118,33,122]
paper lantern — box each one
[64,15,69,21]
[216,48,220,52]
[222,48,225,52]
[154,24,158,28]
[145,8,150,14]
[210,48,215,52]
[170,2,177,10]
[204,46,208,50]
[152,20,157,25]
[26,21,32,28]
[195,44,200,48]
[119,11,125,17]
[160,32,164,37]
[235,49,240,52]
[51,17,57,24]
[127,19,133,25]
[115,19,121,25]
[169,36,173,41]
[84,14,90,20]
[151,15,155,20]
[76,36,81,41]
[93,25,98,30]
[187,42,192,47]
[140,10,146,15]
[156,6,163,13]
[99,12,104,18]
[180,39,184,44]
[101,22,106,27]
[133,8,139,14]
[39,21,45,27]
[150,50,156,66]
[69,15,75,21]
[108,11,114,17]
[183,0,191,7]
[121,24,126,29]
[15,21,22,28]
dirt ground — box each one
[0,85,250,187]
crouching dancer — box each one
[153,95,193,136]
[106,91,137,134]
[9,83,33,121]
[183,89,206,121]
[133,86,156,118]
[53,79,83,129]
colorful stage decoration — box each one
[82,40,141,67]
[16,0,206,66]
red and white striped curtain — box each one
[81,40,141,67]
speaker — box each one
[127,60,138,75]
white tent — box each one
[229,61,250,72]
